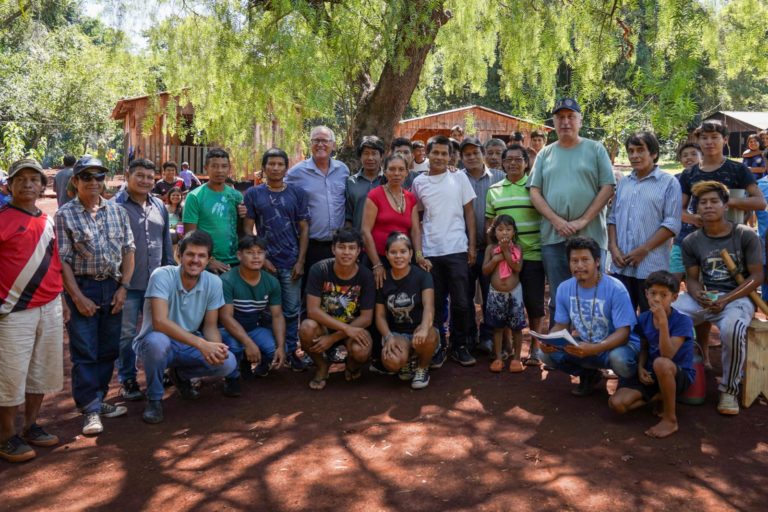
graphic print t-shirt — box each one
[306,258,375,324]
[554,274,637,344]
[681,223,762,293]
[376,266,434,334]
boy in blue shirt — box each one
[609,270,695,438]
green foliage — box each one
[0,1,145,168]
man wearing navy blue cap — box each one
[527,98,616,327]
[55,156,136,436]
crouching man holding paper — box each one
[537,237,639,396]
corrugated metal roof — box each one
[712,111,768,130]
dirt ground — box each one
[1,198,766,511]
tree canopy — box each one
[1,0,766,170]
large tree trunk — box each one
[338,2,451,166]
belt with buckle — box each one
[77,274,112,281]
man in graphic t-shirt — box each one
[673,180,763,416]
[299,228,375,391]
[539,237,638,398]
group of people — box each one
[2,97,767,464]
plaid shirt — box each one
[55,196,135,279]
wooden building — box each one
[394,105,552,143]
[110,92,211,172]
[704,111,768,157]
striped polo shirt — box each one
[485,176,542,261]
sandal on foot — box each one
[524,357,541,367]
[344,366,363,382]
[489,359,504,373]
[309,375,328,390]
[509,359,525,373]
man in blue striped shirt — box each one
[608,132,681,312]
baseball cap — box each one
[7,158,45,180]
[459,136,484,154]
[73,156,108,176]
[552,98,582,115]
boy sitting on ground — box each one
[609,270,695,438]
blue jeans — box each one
[540,343,639,380]
[65,278,123,414]
[541,242,606,327]
[274,268,301,354]
[219,327,276,378]
[134,330,237,401]
[117,289,145,383]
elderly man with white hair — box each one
[286,126,351,281]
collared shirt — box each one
[136,265,225,341]
[55,196,135,279]
[285,157,349,241]
[607,166,682,279]
[464,166,504,246]
[113,190,175,291]
[486,176,543,261]
[345,169,383,231]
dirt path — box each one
[2,198,765,511]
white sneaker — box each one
[411,367,430,390]
[82,412,103,435]
[99,403,128,418]
[717,392,739,415]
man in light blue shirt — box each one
[539,237,638,397]
[608,132,681,312]
[133,230,236,424]
[285,125,350,283]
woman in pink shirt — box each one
[361,154,425,288]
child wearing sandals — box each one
[482,215,527,373]
[608,270,695,438]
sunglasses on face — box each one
[79,173,107,182]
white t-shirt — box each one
[412,159,430,174]
[411,170,476,257]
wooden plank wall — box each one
[395,107,549,143]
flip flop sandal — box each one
[509,359,525,373]
[524,357,541,367]
[309,375,328,390]
[344,367,363,382]
[489,359,504,373]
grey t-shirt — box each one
[54,167,73,207]
[681,223,763,293]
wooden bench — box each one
[743,319,768,408]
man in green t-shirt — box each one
[527,98,615,324]
[183,148,246,274]
[219,236,286,397]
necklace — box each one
[266,183,286,192]
[575,273,601,342]
[385,185,405,214]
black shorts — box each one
[625,365,693,402]
[519,260,546,319]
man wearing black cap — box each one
[460,137,504,354]
[0,158,65,462]
[527,98,615,325]
[55,156,136,436]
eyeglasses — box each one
[503,157,525,163]
[311,138,333,145]
[79,173,107,182]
